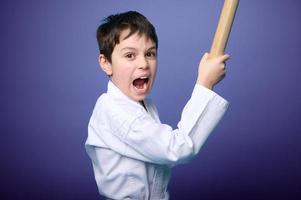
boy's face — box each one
[100,29,157,101]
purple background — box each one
[1,0,301,199]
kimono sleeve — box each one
[101,84,229,165]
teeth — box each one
[140,76,148,79]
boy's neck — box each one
[140,100,147,111]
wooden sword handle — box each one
[209,0,239,58]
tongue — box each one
[133,79,145,89]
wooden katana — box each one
[209,0,239,58]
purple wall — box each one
[1,0,301,199]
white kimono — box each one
[85,81,229,199]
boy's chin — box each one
[130,94,147,102]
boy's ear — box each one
[99,54,113,76]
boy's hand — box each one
[197,52,230,90]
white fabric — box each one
[85,81,229,199]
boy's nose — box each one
[138,56,149,70]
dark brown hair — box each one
[96,11,158,63]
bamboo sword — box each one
[209,0,239,58]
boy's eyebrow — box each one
[120,46,157,52]
[120,47,137,52]
[147,46,157,51]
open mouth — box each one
[133,77,149,89]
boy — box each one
[85,11,229,199]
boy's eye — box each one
[146,51,156,58]
[125,53,135,59]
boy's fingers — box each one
[206,53,230,62]
[201,52,230,64]
[219,54,230,62]
[211,54,230,64]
